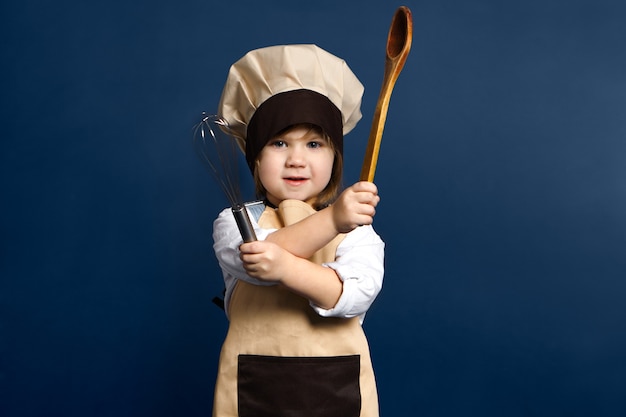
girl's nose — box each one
[286,147,306,167]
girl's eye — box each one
[307,141,323,149]
[271,140,286,148]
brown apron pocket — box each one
[238,354,361,417]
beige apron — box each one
[213,200,379,417]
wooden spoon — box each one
[360,6,413,182]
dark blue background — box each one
[2,1,625,416]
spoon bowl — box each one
[360,6,413,182]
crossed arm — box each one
[239,181,380,309]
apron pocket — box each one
[238,354,361,417]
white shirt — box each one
[212,206,385,324]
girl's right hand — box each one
[331,181,380,233]
[239,240,292,282]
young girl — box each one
[211,44,385,417]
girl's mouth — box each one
[284,177,307,186]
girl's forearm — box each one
[264,206,338,258]
[279,255,343,309]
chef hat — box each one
[218,44,364,171]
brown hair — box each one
[253,124,343,210]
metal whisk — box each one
[192,113,258,242]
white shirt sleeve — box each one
[212,207,385,323]
[311,225,385,323]
[212,207,278,317]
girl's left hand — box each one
[331,181,380,233]
[239,240,293,282]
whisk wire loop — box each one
[193,113,243,205]
[193,112,258,242]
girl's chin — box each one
[266,194,317,206]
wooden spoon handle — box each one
[360,6,413,182]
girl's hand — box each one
[239,240,294,282]
[240,239,343,309]
[331,181,380,233]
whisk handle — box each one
[232,204,257,242]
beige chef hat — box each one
[218,44,365,171]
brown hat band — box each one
[245,89,343,172]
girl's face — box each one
[257,125,335,207]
